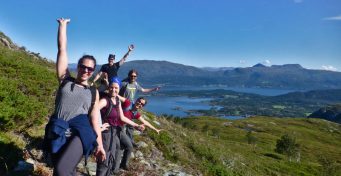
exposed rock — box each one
[139,159,152,168]
[135,150,144,158]
[136,141,148,148]
[247,124,254,127]
[223,122,233,126]
[269,122,277,125]
[30,148,44,161]
[134,130,142,136]
[0,37,11,48]
[153,120,161,126]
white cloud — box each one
[262,59,271,65]
[294,0,303,3]
[321,65,338,71]
[239,60,246,64]
[323,15,341,21]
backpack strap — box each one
[59,77,76,89]
[59,77,97,118]
[103,96,114,121]
[88,86,97,116]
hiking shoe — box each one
[120,165,129,171]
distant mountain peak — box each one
[252,63,267,68]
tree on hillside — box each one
[202,124,209,136]
[245,131,257,149]
[275,134,300,162]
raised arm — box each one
[90,90,106,161]
[118,44,134,66]
[91,71,103,85]
[56,18,71,83]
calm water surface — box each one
[142,87,301,119]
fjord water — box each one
[143,86,300,118]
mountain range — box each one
[70,60,341,90]
[2,28,341,176]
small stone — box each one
[135,150,144,158]
[153,120,161,126]
[136,141,148,148]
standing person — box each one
[92,45,134,85]
[120,69,161,103]
[96,77,144,176]
[44,18,105,176]
[115,96,161,171]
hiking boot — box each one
[120,165,129,171]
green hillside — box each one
[0,32,58,174]
[151,115,341,175]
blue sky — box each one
[0,0,340,71]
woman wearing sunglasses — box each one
[44,18,106,175]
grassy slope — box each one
[149,114,341,176]
[0,40,58,172]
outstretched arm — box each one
[56,18,71,83]
[141,86,161,93]
[118,102,144,131]
[91,71,103,85]
[138,116,161,134]
[117,95,127,103]
[118,44,134,66]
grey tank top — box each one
[54,81,92,121]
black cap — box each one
[108,54,115,60]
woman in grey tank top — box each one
[46,18,106,176]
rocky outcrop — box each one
[0,37,11,48]
[309,104,341,124]
[11,119,196,176]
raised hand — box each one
[57,18,70,25]
[128,44,134,51]
[154,86,161,91]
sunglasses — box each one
[136,100,145,107]
[130,75,137,78]
[79,64,95,73]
